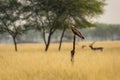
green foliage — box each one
[0,0,26,37]
[23,0,105,31]
[0,0,106,33]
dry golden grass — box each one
[0,41,120,80]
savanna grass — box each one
[0,41,120,80]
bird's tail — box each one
[78,32,85,39]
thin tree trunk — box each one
[43,29,47,45]
[71,35,76,64]
[12,36,17,52]
[73,35,76,51]
[58,28,66,51]
[45,31,52,52]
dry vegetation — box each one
[0,41,120,80]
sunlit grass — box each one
[0,41,120,80]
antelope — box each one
[89,41,103,51]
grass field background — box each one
[0,41,120,80]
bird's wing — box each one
[72,27,84,39]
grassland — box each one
[0,41,120,80]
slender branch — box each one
[0,19,13,35]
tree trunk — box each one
[58,28,66,51]
[43,29,47,45]
[73,35,76,51]
[71,35,76,64]
[12,36,17,52]
[45,31,52,52]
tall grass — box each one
[0,41,120,80]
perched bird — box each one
[69,24,84,39]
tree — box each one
[0,0,26,51]
[22,0,67,51]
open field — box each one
[0,41,120,80]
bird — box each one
[69,24,84,39]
